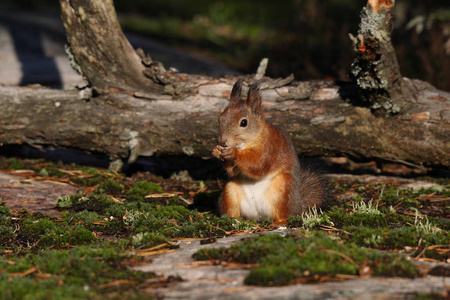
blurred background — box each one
[1,0,449,91]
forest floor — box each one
[0,155,449,299]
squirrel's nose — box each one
[218,134,227,147]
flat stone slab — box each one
[0,170,78,217]
[132,231,449,299]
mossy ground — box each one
[194,233,419,286]
[0,156,449,296]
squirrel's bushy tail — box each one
[291,159,330,214]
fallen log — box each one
[1,76,448,170]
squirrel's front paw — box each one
[221,147,236,160]
[212,145,224,160]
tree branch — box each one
[59,0,162,94]
[350,0,413,114]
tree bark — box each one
[0,77,449,169]
[59,0,163,94]
[0,0,448,170]
[350,0,413,114]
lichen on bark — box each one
[350,0,413,114]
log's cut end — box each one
[368,0,394,14]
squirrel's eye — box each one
[240,119,248,127]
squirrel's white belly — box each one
[240,173,275,220]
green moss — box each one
[125,205,191,233]
[55,195,73,208]
[57,191,117,214]
[53,167,68,178]
[70,176,103,187]
[64,210,106,233]
[160,196,191,207]
[245,266,296,286]
[0,206,10,214]
[69,210,103,223]
[378,186,448,209]
[414,249,450,261]
[404,198,421,208]
[98,179,124,195]
[428,216,450,231]
[0,225,16,245]
[125,181,164,202]
[390,227,449,249]
[329,208,387,228]
[152,205,191,220]
[411,292,450,300]
[8,158,24,170]
[73,193,116,213]
[0,214,11,227]
[0,241,153,299]
[120,201,257,239]
[344,226,386,248]
[123,209,151,227]
[23,218,56,235]
[327,203,414,230]
[105,203,127,218]
[344,222,450,250]
[131,232,168,248]
[65,165,119,187]
[372,253,419,277]
[192,247,225,261]
[36,226,96,249]
[37,167,49,176]
[0,276,94,299]
[56,191,84,209]
[10,213,99,251]
[193,233,418,286]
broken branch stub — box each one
[350,0,413,114]
[59,0,162,95]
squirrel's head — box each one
[218,79,265,150]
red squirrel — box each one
[212,79,327,224]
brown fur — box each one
[212,79,327,224]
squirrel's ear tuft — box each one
[230,79,243,103]
[247,83,262,115]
